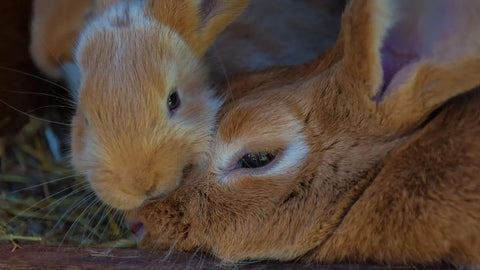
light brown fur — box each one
[127,0,480,267]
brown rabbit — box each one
[127,0,480,267]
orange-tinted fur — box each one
[69,0,250,210]
[127,0,480,267]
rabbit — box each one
[70,0,251,211]
[29,0,344,211]
[30,0,249,210]
[126,0,480,267]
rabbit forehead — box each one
[76,20,197,89]
[75,0,200,83]
[217,96,302,141]
[213,99,308,179]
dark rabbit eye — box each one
[167,91,180,112]
[236,152,275,169]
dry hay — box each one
[0,114,135,250]
[0,0,134,250]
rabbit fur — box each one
[126,0,480,267]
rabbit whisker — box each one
[7,173,81,195]
[0,89,75,106]
[97,206,117,243]
[186,245,203,269]
[59,193,98,246]
[0,66,69,92]
[49,190,96,233]
[6,181,87,224]
[83,202,108,243]
[79,198,102,241]
[88,204,112,241]
[0,98,71,127]
[44,183,91,216]
[27,105,75,114]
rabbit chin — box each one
[95,189,145,211]
[88,175,180,211]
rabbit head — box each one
[126,0,480,265]
[71,0,248,210]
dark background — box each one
[0,0,68,137]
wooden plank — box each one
[0,245,453,270]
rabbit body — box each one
[309,89,480,265]
[127,0,480,267]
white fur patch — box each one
[213,139,245,176]
[75,0,153,66]
[265,138,308,176]
[213,136,308,183]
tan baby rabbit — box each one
[72,0,250,210]
[31,0,248,210]
[127,0,480,267]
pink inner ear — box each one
[374,38,419,103]
[372,0,480,102]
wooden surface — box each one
[0,245,454,270]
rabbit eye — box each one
[236,152,275,169]
[167,91,180,112]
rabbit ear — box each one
[340,0,480,132]
[150,0,248,56]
